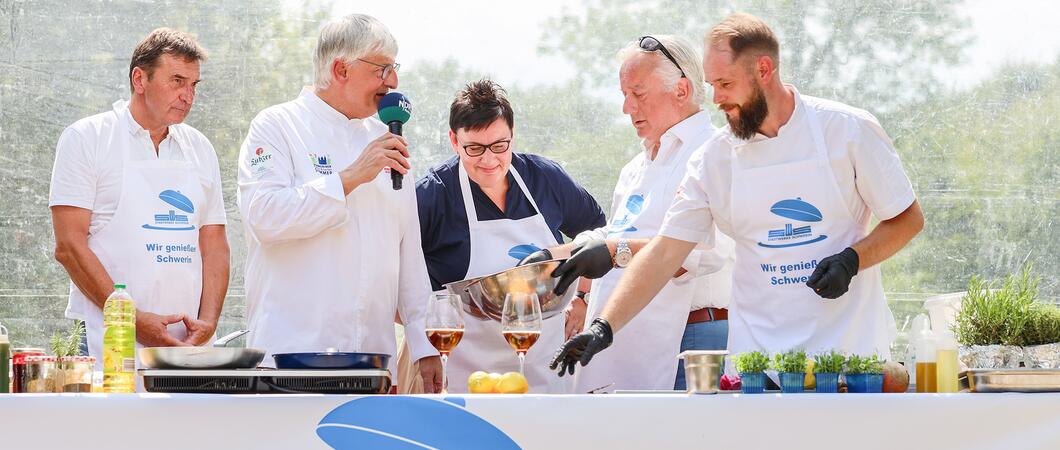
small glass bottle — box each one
[915,331,937,393]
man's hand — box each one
[136,311,186,347]
[517,248,553,266]
[564,296,587,340]
[181,317,217,346]
[340,133,409,194]
[550,240,613,295]
[550,318,613,376]
[806,247,860,299]
[417,355,444,393]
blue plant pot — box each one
[779,372,805,393]
[740,372,766,394]
[846,373,884,393]
[815,373,839,393]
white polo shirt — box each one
[660,88,916,246]
[49,100,227,234]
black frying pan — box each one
[272,351,390,370]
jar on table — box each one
[22,355,59,393]
[11,348,46,393]
[60,356,95,393]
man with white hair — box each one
[552,14,924,376]
[520,35,733,392]
[236,14,441,388]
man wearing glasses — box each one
[236,14,442,390]
[405,79,605,393]
[520,36,735,393]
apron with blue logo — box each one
[727,97,895,360]
[443,163,565,393]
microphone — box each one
[377,92,412,190]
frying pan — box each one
[272,348,390,370]
[139,330,265,370]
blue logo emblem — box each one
[309,153,333,175]
[608,194,644,235]
[143,189,195,231]
[507,244,541,261]
[317,397,521,449]
[757,197,827,248]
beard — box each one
[722,84,769,140]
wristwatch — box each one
[575,290,589,304]
[613,239,633,268]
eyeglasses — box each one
[461,138,511,157]
[357,58,400,80]
[639,36,686,79]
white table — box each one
[2,392,1058,449]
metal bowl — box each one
[139,346,266,370]
[465,259,575,321]
[443,277,490,321]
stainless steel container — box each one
[465,259,575,321]
[678,350,727,394]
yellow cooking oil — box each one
[103,284,136,393]
[935,349,959,393]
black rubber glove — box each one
[806,247,860,299]
[517,248,553,266]
[550,240,613,295]
[550,318,613,377]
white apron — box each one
[726,99,895,361]
[79,128,206,375]
[444,164,565,394]
[574,156,696,393]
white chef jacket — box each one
[49,100,227,321]
[660,88,916,244]
[236,87,435,365]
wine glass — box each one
[501,292,543,376]
[425,293,465,393]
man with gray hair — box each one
[521,35,734,392]
[237,14,441,389]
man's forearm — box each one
[600,236,696,332]
[851,200,925,270]
[197,225,230,324]
[57,243,114,309]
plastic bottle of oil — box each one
[103,284,136,393]
[915,328,937,393]
[0,322,10,393]
[935,330,960,393]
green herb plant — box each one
[954,263,1060,346]
[50,320,85,359]
[734,351,770,374]
[844,354,884,374]
[772,349,807,373]
[813,350,846,374]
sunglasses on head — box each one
[639,36,686,79]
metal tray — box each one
[964,368,1060,393]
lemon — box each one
[496,372,529,394]
[488,372,503,392]
[467,371,498,393]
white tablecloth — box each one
[1,392,1058,449]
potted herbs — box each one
[955,264,1060,369]
[773,349,807,393]
[813,350,845,393]
[734,351,769,394]
[844,354,884,393]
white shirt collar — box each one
[113,99,184,146]
[646,109,712,163]
[298,86,367,129]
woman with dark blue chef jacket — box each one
[397,79,605,393]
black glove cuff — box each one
[840,247,860,276]
[591,318,614,346]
